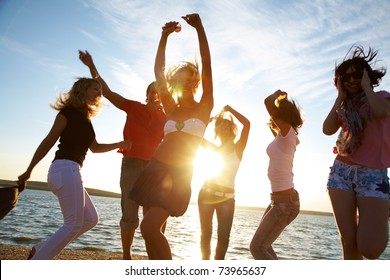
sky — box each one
[0,0,389,213]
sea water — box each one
[1,189,389,260]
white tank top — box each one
[209,150,241,189]
[266,127,299,192]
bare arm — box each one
[183,14,213,116]
[89,139,129,153]
[323,77,345,135]
[361,69,390,117]
[18,114,66,185]
[79,50,125,110]
[154,23,178,116]
[224,105,250,159]
[264,90,290,136]
[201,137,218,150]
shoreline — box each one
[0,245,147,260]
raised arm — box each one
[264,90,290,136]
[322,77,344,135]
[361,69,390,117]
[182,14,213,115]
[78,50,125,110]
[154,22,178,115]
[224,105,250,159]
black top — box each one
[53,106,95,166]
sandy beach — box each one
[0,245,147,260]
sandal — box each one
[27,247,36,260]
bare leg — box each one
[356,197,389,259]
[328,189,362,259]
[140,206,171,260]
[121,228,135,260]
[198,203,215,260]
[214,199,234,260]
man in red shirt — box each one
[79,50,166,259]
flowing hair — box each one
[335,45,386,89]
[213,110,238,141]
[51,78,102,119]
[166,61,201,100]
[272,98,303,134]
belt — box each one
[270,191,299,204]
[203,186,235,199]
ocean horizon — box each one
[0,179,333,216]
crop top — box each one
[164,118,206,137]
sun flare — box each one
[192,147,223,188]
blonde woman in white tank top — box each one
[198,105,250,260]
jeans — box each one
[32,159,99,259]
[198,188,235,259]
[250,191,300,260]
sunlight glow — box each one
[192,147,223,188]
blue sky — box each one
[1,0,389,213]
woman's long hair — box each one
[213,111,238,141]
[272,98,303,134]
[335,45,386,89]
[51,78,102,119]
[166,61,201,101]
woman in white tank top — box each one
[198,105,250,260]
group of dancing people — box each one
[16,14,390,260]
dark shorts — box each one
[130,158,194,217]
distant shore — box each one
[0,245,147,260]
[0,178,333,216]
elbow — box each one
[322,126,335,136]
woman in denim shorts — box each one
[323,45,390,259]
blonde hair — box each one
[213,111,238,140]
[166,61,200,99]
[51,78,102,119]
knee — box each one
[358,242,386,260]
[249,239,259,257]
[140,219,157,242]
[63,223,84,236]
[84,212,99,231]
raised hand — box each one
[161,21,180,35]
[78,50,94,68]
[182,13,202,28]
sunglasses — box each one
[342,71,363,81]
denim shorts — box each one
[327,159,390,200]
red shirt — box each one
[121,99,166,160]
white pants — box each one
[32,159,99,260]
